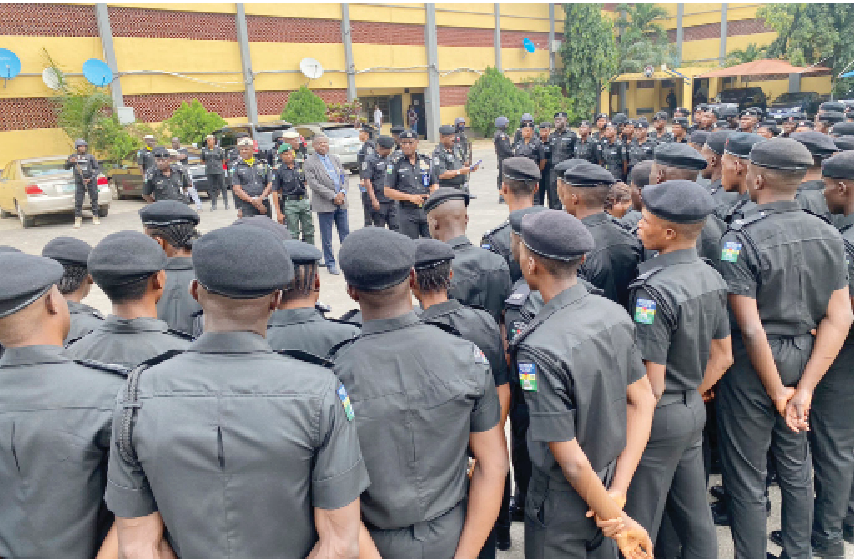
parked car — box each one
[294,123,363,172]
[768,91,822,121]
[108,148,210,199]
[709,87,768,117]
[0,156,111,228]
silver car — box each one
[294,123,363,172]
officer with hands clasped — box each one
[510,209,656,559]
[384,129,435,239]
[231,136,273,218]
[105,225,369,558]
[495,116,514,202]
[65,138,101,228]
[547,111,577,209]
[273,143,315,244]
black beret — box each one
[834,136,854,151]
[790,131,839,158]
[231,215,292,241]
[626,119,637,127]
[398,130,417,140]
[695,104,708,112]
[723,132,765,158]
[152,146,169,157]
[139,200,200,226]
[832,122,854,136]
[605,121,618,129]
[521,113,534,122]
[553,158,587,174]
[821,101,846,112]
[455,117,465,125]
[554,111,568,118]
[521,209,594,261]
[502,156,541,182]
[613,113,628,124]
[636,121,649,129]
[675,107,690,116]
[705,130,732,155]
[423,187,472,214]
[579,120,592,127]
[414,238,455,270]
[690,130,710,145]
[595,113,609,120]
[638,116,648,123]
[749,137,814,170]
[672,117,688,127]
[714,120,729,129]
[438,125,455,135]
[539,122,552,129]
[339,228,415,291]
[822,150,854,180]
[720,106,739,118]
[562,161,617,186]
[495,117,509,127]
[642,179,715,224]
[361,123,374,133]
[88,231,167,287]
[390,125,405,134]
[741,107,762,118]
[797,121,815,129]
[193,225,293,298]
[653,142,707,170]
[42,236,92,266]
[283,240,322,264]
[0,246,21,253]
[0,253,63,318]
[509,205,547,234]
[819,111,846,124]
[654,111,669,120]
[377,135,395,149]
[785,113,807,122]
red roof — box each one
[699,59,830,78]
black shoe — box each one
[509,498,525,523]
[496,527,511,551]
[711,500,730,526]
[770,530,783,547]
[767,553,779,559]
[844,523,853,544]
[710,484,726,501]
[812,537,845,558]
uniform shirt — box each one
[503,280,545,347]
[137,147,156,175]
[432,144,467,188]
[385,153,432,197]
[332,311,500,530]
[549,128,577,165]
[513,137,544,169]
[267,307,359,358]
[420,299,509,387]
[272,162,306,197]
[447,235,513,323]
[481,221,520,283]
[454,130,470,164]
[200,146,226,175]
[105,332,369,558]
[579,212,644,307]
[709,180,741,220]
[143,166,189,202]
[573,135,599,164]
[696,214,727,264]
[360,152,393,203]
[629,248,729,393]
[620,209,642,230]
[357,139,376,169]
[511,283,645,513]
[65,300,104,344]
[66,316,190,368]
[155,256,201,336]
[0,346,126,558]
[628,138,657,169]
[494,129,513,161]
[648,130,674,144]
[600,140,626,180]
[540,136,553,171]
[231,158,271,197]
[718,193,757,226]
[839,214,854,300]
[795,178,844,227]
[64,153,100,181]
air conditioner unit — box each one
[550,40,562,53]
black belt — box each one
[399,201,425,209]
[281,194,306,201]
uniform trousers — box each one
[238,198,271,219]
[361,190,375,227]
[372,201,399,231]
[536,166,550,206]
[207,173,228,209]
[510,380,533,505]
[367,501,465,559]
[74,177,99,217]
[717,335,814,559]
[625,390,717,559]
[545,170,562,210]
[497,159,505,191]
[397,205,429,239]
[281,197,314,245]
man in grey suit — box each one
[305,135,349,275]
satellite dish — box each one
[523,38,536,54]
[42,67,62,90]
[0,48,21,87]
[82,58,113,87]
[300,58,324,80]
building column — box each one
[619,83,627,114]
[675,4,684,66]
[788,73,801,93]
[627,81,637,118]
[549,4,555,73]
[719,4,728,66]
[494,4,502,71]
[235,4,258,125]
[94,3,123,110]
[341,4,357,102]
[682,78,693,111]
[424,3,441,142]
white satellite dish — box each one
[299,58,324,80]
[42,67,62,90]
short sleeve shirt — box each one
[432,145,466,187]
[230,159,271,197]
[272,163,306,197]
[580,212,643,307]
[386,154,432,195]
[360,152,392,203]
[447,236,513,323]
[143,167,188,201]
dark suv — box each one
[768,91,822,121]
[709,87,768,117]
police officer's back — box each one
[105,225,368,557]
[0,253,126,558]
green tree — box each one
[89,116,142,169]
[465,67,534,137]
[280,86,327,124]
[560,4,618,118]
[615,3,673,74]
[759,3,854,97]
[522,79,575,125]
[165,99,227,144]
[725,43,768,67]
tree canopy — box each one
[281,86,328,124]
[615,3,673,74]
[165,99,227,144]
[465,67,534,137]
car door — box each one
[0,163,13,212]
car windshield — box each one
[719,90,751,102]
[322,127,359,139]
[20,160,70,178]
[774,93,812,103]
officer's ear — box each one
[501,182,510,196]
[152,269,167,292]
[270,290,282,311]
[346,285,360,303]
[189,279,201,303]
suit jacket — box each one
[304,152,348,213]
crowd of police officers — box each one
[1,97,854,559]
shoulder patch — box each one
[276,349,334,369]
[74,359,131,378]
[326,335,359,360]
[518,362,538,391]
[337,384,355,421]
[634,298,657,325]
[720,241,742,262]
[474,345,489,365]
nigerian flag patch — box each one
[518,362,538,391]
[634,299,657,325]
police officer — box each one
[139,200,202,336]
[267,240,359,356]
[671,117,689,143]
[737,108,760,132]
[817,111,847,135]
[831,121,854,138]
[357,123,378,227]
[231,136,273,218]
[542,111,574,210]
[201,134,228,211]
[454,116,471,166]
[629,121,657,173]
[624,180,730,557]
[756,120,780,139]
[791,130,841,225]
[383,130,434,239]
[0,251,126,558]
[65,138,101,229]
[273,143,315,244]
[557,162,643,306]
[716,138,853,559]
[494,116,513,203]
[509,209,655,558]
[332,227,507,558]
[170,148,202,211]
[389,124,405,152]
[361,135,398,230]
[434,124,476,191]
[105,225,369,557]
[282,129,307,166]
[66,231,191,367]
[599,121,628,182]
[481,157,542,284]
[592,112,609,142]
[573,120,600,164]
[717,132,765,224]
[137,134,157,177]
[689,129,710,153]
[621,160,654,230]
[537,122,553,206]
[424,188,512,322]
[649,112,674,144]
[701,130,736,215]
[143,146,190,203]
[41,236,104,344]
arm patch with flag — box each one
[337,384,355,421]
[518,362,538,391]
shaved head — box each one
[427,199,469,242]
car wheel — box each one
[15,202,34,228]
[99,206,109,217]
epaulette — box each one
[275,349,334,369]
[326,335,359,360]
[117,349,185,465]
[801,208,833,225]
[730,211,768,231]
[339,309,361,323]
[423,320,462,338]
[64,334,88,348]
[482,220,509,243]
[505,282,531,308]
[167,328,195,341]
[71,307,104,320]
[326,316,362,328]
[74,359,131,378]
[628,266,664,290]
[315,301,332,314]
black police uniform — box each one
[144,165,190,202]
[709,179,741,219]
[267,307,359,358]
[494,127,514,191]
[548,127,576,209]
[628,136,657,171]
[573,135,599,165]
[358,138,377,226]
[537,132,553,206]
[579,211,643,306]
[201,144,228,209]
[137,146,157,176]
[455,128,471,166]
[600,139,626,182]
[64,151,101,218]
[272,160,307,208]
[514,137,544,174]
[231,157,272,218]
[385,151,433,239]
[649,130,675,144]
[65,301,105,344]
[66,316,190,367]
[447,235,512,323]
[361,150,398,230]
[432,142,468,191]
